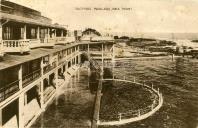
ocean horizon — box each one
[111,32,198,40]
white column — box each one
[54,29,57,37]
[104,44,107,51]
[102,43,104,76]
[75,56,76,65]
[112,44,115,62]
[47,28,50,43]
[61,30,64,37]
[0,26,2,40]
[19,65,23,89]
[78,45,80,52]
[37,26,40,39]
[24,93,27,105]
[88,44,90,54]
[18,65,24,128]
[0,25,3,55]
[0,109,2,127]
[112,44,115,79]
[55,69,58,89]
[19,93,24,128]
[78,54,81,64]
[40,58,45,111]
[24,25,27,40]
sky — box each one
[8,0,198,33]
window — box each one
[3,27,11,40]
[20,28,24,39]
[31,28,36,39]
[43,56,49,64]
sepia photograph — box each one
[0,0,198,128]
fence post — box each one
[133,77,136,83]
[159,94,161,103]
[123,76,125,80]
[151,104,154,110]
[138,109,141,117]
[151,83,153,89]
[159,93,162,103]
[119,113,122,121]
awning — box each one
[1,12,66,29]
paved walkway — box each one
[31,67,95,128]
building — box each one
[0,1,114,128]
[0,1,81,128]
[0,0,77,55]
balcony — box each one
[1,37,75,53]
[29,39,54,49]
[0,80,20,102]
[3,40,30,53]
[22,69,41,87]
[43,61,57,74]
[54,37,67,45]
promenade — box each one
[31,67,95,128]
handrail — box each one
[2,40,30,53]
[0,80,20,102]
[1,79,20,89]
[43,61,57,74]
[22,69,41,87]
[22,69,41,79]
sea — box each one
[99,57,198,128]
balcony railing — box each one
[67,37,76,43]
[58,57,65,65]
[43,61,57,74]
[0,80,20,102]
[41,37,67,44]
[22,69,41,87]
[2,37,76,53]
[54,37,67,44]
[3,40,30,53]
[29,39,40,44]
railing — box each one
[67,36,76,43]
[3,40,30,53]
[98,78,163,126]
[40,38,67,44]
[82,51,102,73]
[47,38,55,43]
[29,39,40,44]
[55,37,66,41]
[22,69,41,87]
[43,61,57,74]
[0,80,20,102]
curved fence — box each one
[98,78,163,126]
